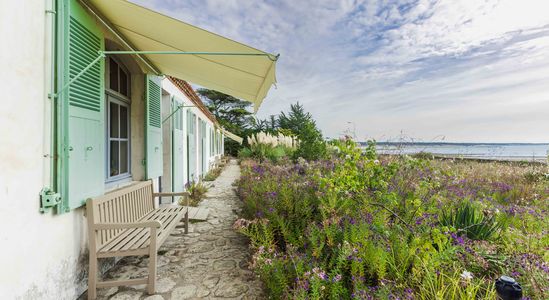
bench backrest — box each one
[86,180,155,249]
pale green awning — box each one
[222,129,244,144]
[86,0,277,111]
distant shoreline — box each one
[357,141,548,162]
[430,154,546,163]
[365,142,549,146]
[378,153,547,164]
[358,142,548,163]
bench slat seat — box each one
[86,180,189,299]
[98,206,186,254]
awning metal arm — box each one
[52,50,279,99]
[103,50,280,61]
[162,104,195,124]
[50,53,105,99]
[78,0,161,75]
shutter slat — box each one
[145,75,163,179]
[63,0,105,211]
[68,16,101,111]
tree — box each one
[197,89,254,133]
[197,89,254,155]
[277,102,314,134]
[278,102,327,160]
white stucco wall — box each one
[0,1,87,299]
[0,2,159,299]
[0,2,221,298]
[161,80,220,182]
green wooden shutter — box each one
[201,120,207,174]
[172,97,185,193]
[59,0,105,211]
[145,74,163,179]
[186,111,197,182]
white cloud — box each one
[131,0,549,142]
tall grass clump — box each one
[440,201,506,241]
[238,131,296,162]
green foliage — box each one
[412,151,436,160]
[197,89,255,156]
[277,102,314,134]
[292,121,328,161]
[278,103,327,161]
[416,265,496,300]
[181,181,208,206]
[203,167,222,181]
[197,89,327,161]
[440,201,505,241]
[238,144,293,163]
[235,140,549,299]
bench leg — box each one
[147,248,157,294]
[148,227,158,294]
[185,210,189,234]
[88,254,97,300]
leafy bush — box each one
[291,121,327,161]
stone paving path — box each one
[87,160,265,300]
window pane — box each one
[110,141,119,176]
[109,58,119,92]
[120,141,128,174]
[120,69,128,96]
[120,105,128,138]
[110,102,119,138]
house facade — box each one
[0,0,275,299]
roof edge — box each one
[167,76,219,127]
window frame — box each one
[106,56,131,99]
[105,57,132,183]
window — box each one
[106,57,131,181]
[108,57,130,97]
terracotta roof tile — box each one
[167,76,218,126]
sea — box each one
[368,143,549,162]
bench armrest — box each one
[93,220,162,230]
[153,192,190,197]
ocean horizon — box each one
[360,142,549,161]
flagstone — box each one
[84,160,265,300]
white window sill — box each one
[105,176,136,193]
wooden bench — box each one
[86,180,189,299]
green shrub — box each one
[291,122,327,161]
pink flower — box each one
[232,218,251,230]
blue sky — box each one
[132,0,549,142]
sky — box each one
[132,0,549,143]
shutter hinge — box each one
[39,187,61,213]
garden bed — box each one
[234,141,548,299]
